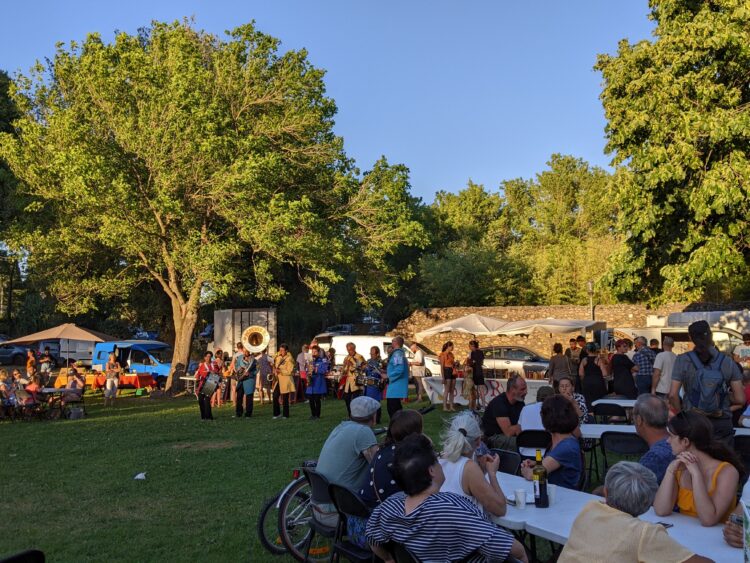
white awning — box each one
[415,313,508,341]
[491,318,606,336]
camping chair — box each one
[328,483,375,563]
[302,468,338,561]
[600,431,648,475]
[592,403,628,424]
[490,449,522,475]
[516,430,551,460]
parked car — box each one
[133,328,159,340]
[367,323,389,335]
[0,333,9,343]
[314,324,354,339]
[0,343,28,366]
[480,346,549,378]
[92,340,172,377]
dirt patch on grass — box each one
[172,440,238,451]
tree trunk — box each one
[165,300,199,393]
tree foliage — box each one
[0,21,425,387]
[597,0,750,302]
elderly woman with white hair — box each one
[438,411,508,517]
[559,461,713,563]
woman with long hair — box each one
[578,342,608,407]
[438,341,456,412]
[547,342,573,389]
[653,410,744,526]
[439,411,507,517]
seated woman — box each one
[438,411,507,517]
[653,410,743,526]
[0,368,15,417]
[366,434,528,563]
[61,369,86,405]
[521,394,582,490]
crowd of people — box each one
[304,321,750,562]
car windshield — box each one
[148,348,172,363]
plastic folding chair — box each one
[302,468,338,561]
[516,430,551,459]
[600,431,649,475]
[490,448,522,475]
[592,403,628,424]
[328,483,375,563]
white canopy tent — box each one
[414,313,508,341]
[491,318,606,336]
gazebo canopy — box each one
[415,313,508,341]
[4,323,116,345]
[491,318,606,336]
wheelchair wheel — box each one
[277,476,332,562]
[257,494,285,556]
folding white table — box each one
[591,398,636,409]
[580,423,636,440]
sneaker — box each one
[273,415,283,420]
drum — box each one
[200,374,221,396]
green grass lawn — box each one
[0,392,453,562]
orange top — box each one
[675,461,736,521]
[439,351,455,368]
[26,356,36,371]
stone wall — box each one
[391,303,740,357]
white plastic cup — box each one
[548,484,557,505]
[514,489,526,509]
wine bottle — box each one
[533,449,549,508]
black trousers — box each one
[309,394,323,417]
[273,385,290,418]
[235,381,253,417]
[344,390,362,416]
[387,398,402,417]
[198,393,213,420]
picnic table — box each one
[491,472,739,561]
[581,423,750,439]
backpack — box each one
[686,351,727,417]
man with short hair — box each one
[670,320,743,445]
[652,336,676,398]
[649,338,662,354]
[632,336,656,396]
[408,342,425,402]
[559,461,712,562]
[386,336,409,417]
[633,394,674,483]
[481,375,528,450]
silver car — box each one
[480,346,549,378]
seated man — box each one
[559,461,712,563]
[366,434,528,563]
[633,394,674,483]
[314,396,381,525]
[481,375,527,450]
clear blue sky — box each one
[1,1,654,202]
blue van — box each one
[92,340,172,377]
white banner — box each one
[422,376,549,406]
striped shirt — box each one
[366,491,514,563]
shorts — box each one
[442,367,455,381]
[104,378,118,399]
[473,368,485,386]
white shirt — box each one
[734,344,750,367]
[653,350,677,394]
[518,403,545,457]
[410,349,425,377]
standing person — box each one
[633,336,657,396]
[363,346,385,423]
[669,320,743,446]
[272,344,295,420]
[547,343,573,389]
[210,349,225,408]
[228,341,244,405]
[732,333,750,371]
[652,336,677,398]
[649,339,663,354]
[579,343,608,407]
[195,351,214,421]
[624,339,636,360]
[610,339,639,399]
[256,349,273,405]
[25,349,36,379]
[39,347,53,387]
[385,336,409,418]
[467,340,487,409]
[438,341,456,411]
[234,346,257,418]
[481,375,528,450]
[341,343,366,417]
[408,342,425,402]
[564,338,581,376]
[103,352,121,407]
[306,345,329,420]
[295,344,311,403]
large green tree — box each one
[597,0,750,302]
[0,21,425,389]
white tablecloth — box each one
[580,423,750,439]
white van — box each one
[316,335,441,376]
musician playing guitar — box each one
[234,346,258,418]
[342,343,367,417]
[272,344,295,419]
[195,351,215,420]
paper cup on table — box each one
[514,489,526,509]
[548,484,557,505]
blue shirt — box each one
[306,356,329,395]
[386,348,409,399]
[547,436,582,490]
[639,438,674,484]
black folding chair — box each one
[302,468,338,561]
[592,403,628,424]
[600,431,649,475]
[328,483,376,563]
[490,448,522,475]
[516,430,551,459]
[0,551,45,563]
[734,435,750,477]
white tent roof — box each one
[491,318,606,336]
[415,313,508,341]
